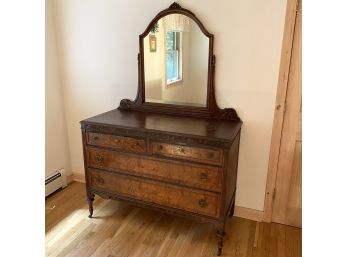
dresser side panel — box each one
[81,129,90,190]
[223,131,241,216]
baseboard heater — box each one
[45,169,67,197]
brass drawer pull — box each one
[93,136,99,140]
[198,199,207,208]
[200,173,208,180]
[95,155,103,163]
[96,177,104,185]
[176,146,185,153]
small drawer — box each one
[87,132,146,153]
[150,142,222,165]
[87,147,222,192]
[88,169,220,217]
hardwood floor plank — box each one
[89,208,141,257]
[109,209,165,257]
[188,223,216,257]
[45,182,302,257]
[164,219,194,257]
[197,226,216,257]
[173,221,212,257]
[64,202,134,257]
[154,218,183,257]
[251,221,271,257]
[129,214,175,257]
[155,218,193,257]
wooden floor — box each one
[45,182,301,257]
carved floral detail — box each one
[81,124,233,148]
[168,2,182,9]
[119,99,133,109]
[221,108,240,120]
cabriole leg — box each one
[216,224,226,256]
[87,193,95,218]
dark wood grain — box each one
[224,133,241,216]
[81,108,242,143]
[150,141,223,165]
[87,147,222,192]
[88,169,220,217]
[81,119,240,255]
[87,132,146,153]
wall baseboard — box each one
[234,206,264,222]
[69,172,264,222]
[67,174,74,184]
[71,172,86,183]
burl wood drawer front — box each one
[87,132,145,153]
[150,142,223,165]
[87,147,222,192]
[88,169,219,217]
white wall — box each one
[45,0,71,177]
[53,0,287,211]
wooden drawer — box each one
[87,147,222,192]
[150,141,223,165]
[87,132,145,153]
[88,169,219,217]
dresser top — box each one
[81,109,242,142]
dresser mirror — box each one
[118,2,239,121]
[144,14,209,107]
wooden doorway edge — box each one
[263,0,299,222]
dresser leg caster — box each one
[87,194,95,218]
[216,228,225,256]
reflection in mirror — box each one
[144,14,209,107]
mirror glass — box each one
[144,14,209,107]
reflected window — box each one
[166,31,182,84]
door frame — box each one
[263,0,299,222]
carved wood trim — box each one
[81,123,234,149]
[168,2,182,10]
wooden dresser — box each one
[80,3,243,255]
[81,109,241,255]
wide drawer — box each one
[150,141,223,165]
[87,147,222,192]
[86,132,146,153]
[88,169,219,217]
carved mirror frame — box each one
[118,2,240,121]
